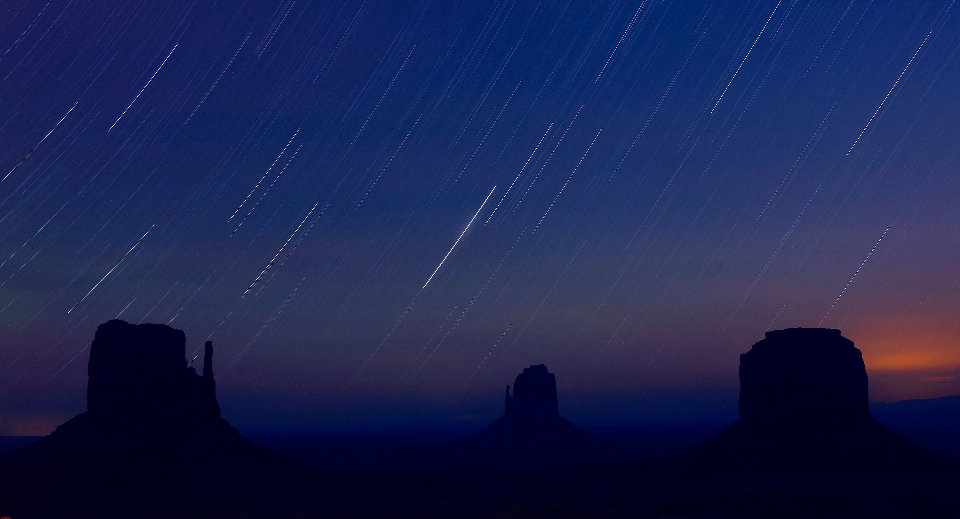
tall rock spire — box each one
[203,340,214,380]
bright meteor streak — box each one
[422,185,496,290]
[351,186,497,385]
[68,225,154,314]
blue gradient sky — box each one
[2,0,960,435]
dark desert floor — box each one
[3,418,959,519]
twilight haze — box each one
[1,0,959,435]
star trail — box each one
[2,0,960,434]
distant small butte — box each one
[476,363,602,459]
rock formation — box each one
[478,365,600,458]
[85,321,221,431]
[0,320,304,499]
[683,327,952,472]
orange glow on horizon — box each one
[846,314,960,401]
[0,413,68,436]
[850,318,960,371]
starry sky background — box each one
[2,0,960,435]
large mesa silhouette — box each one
[0,320,307,510]
[681,327,954,472]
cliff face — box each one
[503,364,560,422]
[0,320,301,493]
[86,320,220,428]
[739,328,869,428]
[684,327,950,472]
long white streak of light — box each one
[0,296,19,314]
[109,43,178,131]
[226,274,308,372]
[401,305,459,379]
[2,103,77,183]
[509,239,587,356]
[352,216,505,384]
[514,107,582,211]
[352,45,416,144]
[733,185,820,317]
[422,185,496,290]
[0,250,39,288]
[256,0,296,57]
[0,201,67,270]
[67,225,154,314]
[116,297,136,319]
[169,269,217,325]
[485,122,553,226]
[595,0,647,82]
[532,128,602,234]
[819,226,889,324]
[586,316,628,372]
[410,227,526,380]
[229,128,300,221]
[355,114,421,210]
[711,0,782,113]
[349,297,435,386]
[231,142,303,236]
[185,32,252,124]
[463,323,512,388]
[757,104,834,221]
[254,206,325,293]
[241,202,318,297]
[140,281,178,322]
[767,304,786,330]
[0,0,52,59]
[452,81,520,185]
[44,343,90,386]
[251,204,327,300]
[846,29,933,155]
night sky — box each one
[2,0,960,435]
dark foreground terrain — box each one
[2,424,960,519]
[5,415,957,518]
[2,459,959,519]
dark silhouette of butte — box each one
[682,327,954,472]
[0,320,303,495]
[477,364,600,458]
